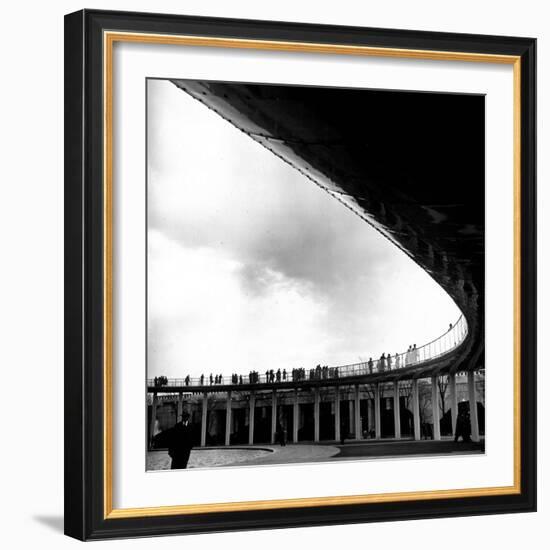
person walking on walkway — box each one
[412,344,419,364]
[379,353,386,372]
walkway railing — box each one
[148,315,467,389]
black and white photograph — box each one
[146,79,486,471]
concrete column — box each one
[200,393,207,447]
[411,380,421,441]
[374,383,381,439]
[334,386,341,442]
[248,392,255,445]
[367,398,374,434]
[431,376,441,441]
[314,387,320,442]
[225,391,232,446]
[348,399,354,435]
[449,373,458,437]
[354,384,362,440]
[177,392,183,420]
[393,381,401,439]
[271,390,277,444]
[149,394,158,447]
[293,389,299,443]
[468,371,480,442]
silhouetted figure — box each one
[153,412,194,469]
[412,344,419,363]
[276,425,287,446]
[454,409,472,442]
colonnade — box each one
[149,371,482,447]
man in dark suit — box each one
[153,411,194,469]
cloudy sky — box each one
[147,79,460,379]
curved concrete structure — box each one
[171,80,485,379]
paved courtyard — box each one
[147,447,273,470]
[147,439,484,470]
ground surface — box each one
[147,447,273,470]
[335,439,484,459]
[147,439,484,470]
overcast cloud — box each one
[147,79,460,379]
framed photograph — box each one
[64,9,536,540]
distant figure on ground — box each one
[395,353,401,369]
[368,358,374,374]
[276,425,287,446]
[421,421,432,440]
[386,353,392,370]
[454,409,472,442]
[153,411,194,470]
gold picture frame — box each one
[65,9,536,540]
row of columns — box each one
[409,372,479,442]
[150,371,481,447]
